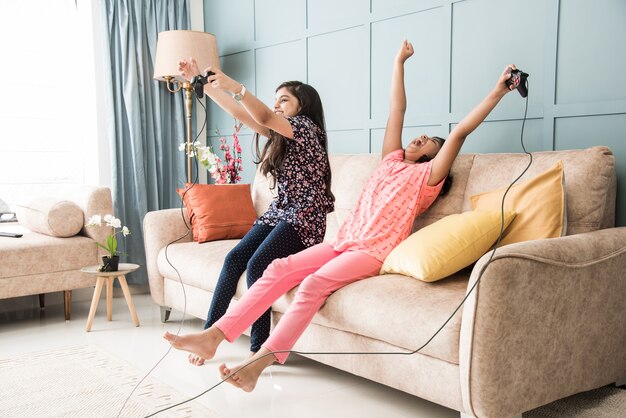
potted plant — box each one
[85,214,131,272]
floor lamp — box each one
[153,30,220,183]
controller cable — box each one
[115,95,208,418]
[144,78,531,417]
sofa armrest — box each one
[65,186,113,248]
[143,208,192,306]
[459,227,626,418]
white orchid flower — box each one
[178,143,186,151]
[122,226,130,237]
[85,214,102,227]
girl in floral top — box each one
[167,41,517,389]
[177,59,334,365]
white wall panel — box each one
[308,27,367,131]
[371,9,446,123]
[556,0,626,104]
[203,0,254,54]
[327,130,369,154]
[255,0,305,44]
[255,41,307,110]
[451,0,547,115]
[454,119,545,155]
[307,0,367,31]
[204,0,626,225]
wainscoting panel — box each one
[555,114,626,225]
[370,8,447,124]
[556,0,626,104]
[203,0,626,226]
[255,40,307,107]
[308,26,367,131]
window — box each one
[0,0,101,210]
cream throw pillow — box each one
[380,210,517,282]
[470,161,566,247]
[15,197,84,237]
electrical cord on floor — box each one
[115,96,208,418]
[145,80,531,418]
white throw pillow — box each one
[15,197,84,237]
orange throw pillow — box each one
[177,183,258,243]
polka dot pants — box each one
[204,221,305,352]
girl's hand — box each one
[178,57,201,82]
[497,64,518,95]
[204,68,242,95]
[396,39,414,63]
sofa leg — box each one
[64,290,72,320]
[38,293,45,310]
[160,306,171,323]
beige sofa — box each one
[144,146,625,418]
[0,186,113,319]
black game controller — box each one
[191,71,215,98]
[506,68,529,98]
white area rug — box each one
[0,344,220,418]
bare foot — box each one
[163,327,225,361]
[188,353,206,366]
[219,348,277,392]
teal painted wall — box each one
[203,0,626,226]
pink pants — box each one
[214,243,382,363]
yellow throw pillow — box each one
[470,161,565,247]
[380,210,517,282]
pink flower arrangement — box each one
[180,120,243,184]
[214,121,243,184]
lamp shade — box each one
[153,30,220,82]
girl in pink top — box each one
[165,40,518,392]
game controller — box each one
[506,68,529,98]
[191,71,215,98]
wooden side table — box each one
[81,263,141,332]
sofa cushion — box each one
[470,161,565,247]
[177,183,257,243]
[461,146,615,235]
[15,197,84,238]
[272,271,471,364]
[0,225,97,279]
[380,210,517,282]
[157,240,244,291]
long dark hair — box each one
[254,81,335,202]
[416,136,453,196]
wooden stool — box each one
[81,263,140,332]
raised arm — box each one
[382,40,414,159]
[178,58,271,138]
[207,68,297,140]
[428,65,516,186]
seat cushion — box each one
[157,239,243,292]
[272,270,471,364]
[0,225,97,279]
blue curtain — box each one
[100,0,191,285]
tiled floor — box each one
[0,290,458,418]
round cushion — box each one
[15,197,84,238]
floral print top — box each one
[255,115,334,247]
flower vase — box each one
[100,255,119,272]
